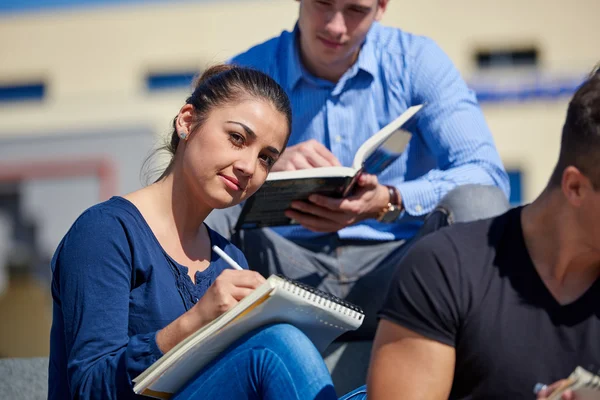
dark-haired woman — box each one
[48,65,337,400]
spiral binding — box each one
[275,274,364,315]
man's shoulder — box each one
[410,210,513,268]
[369,23,439,59]
[230,29,293,73]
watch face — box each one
[382,206,402,223]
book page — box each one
[265,166,357,182]
[352,104,423,171]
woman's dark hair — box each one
[548,63,600,189]
[148,64,292,182]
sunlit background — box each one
[0,0,598,358]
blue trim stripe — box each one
[143,69,586,101]
[0,83,45,102]
[472,76,585,103]
[146,71,196,91]
[0,0,217,14]
[0,78,583,104]
[507,170,523,206]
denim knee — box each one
[338,385,368,400]
[250,324,328,370]
[254,324,320,356]
[249,324,335,399]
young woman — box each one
[48,65,337,400]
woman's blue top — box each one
[48,196,248,399]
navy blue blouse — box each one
[48,196,249,400]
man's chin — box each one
[315,51,352,69]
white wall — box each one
[0,0,598,203]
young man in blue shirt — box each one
[207,0,510,339]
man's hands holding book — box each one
[285,173,398,233]
[271,139,402,232]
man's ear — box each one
[375,0,389,20]
[561,166,592,207]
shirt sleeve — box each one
[378,230,463,346]
[395,39,510,216]
[53,210,163,400]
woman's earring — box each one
[178,131,188,140]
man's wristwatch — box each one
[377,185,402,223]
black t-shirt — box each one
[379,207,600,399]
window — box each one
[146,71,198,92]
[0,82,45,103]
[475,46,539,69]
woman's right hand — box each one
[536,380,576,400]
[192,269,265,327]
[157,269,265,353]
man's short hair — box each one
[549,64,600,189]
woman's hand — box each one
[193,269,265,326]
[157,269,265,353]
[536,380,576,400]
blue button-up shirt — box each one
[232,22,509,241]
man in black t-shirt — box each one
[364,67,600,400]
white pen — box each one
[533,383,547,395]
[212,245,244,271]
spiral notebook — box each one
[133,274,365,399]
[548,367,600,400]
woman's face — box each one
[178,98,288,209]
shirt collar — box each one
[286,22,379,91]
[285,23,305,91]
[354,22,379,79]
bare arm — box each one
[368,319,456,400]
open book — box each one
[132,274,364,399]
[235,104,424,230]
[547,367,600,400]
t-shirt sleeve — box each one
[378,230,463,347]
[52,209,163,399]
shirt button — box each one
[415,205,423,212]
[335,135,342,143]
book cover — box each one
[235,104,424,230]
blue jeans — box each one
[339,385,367,399]
[172,323,337,400]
